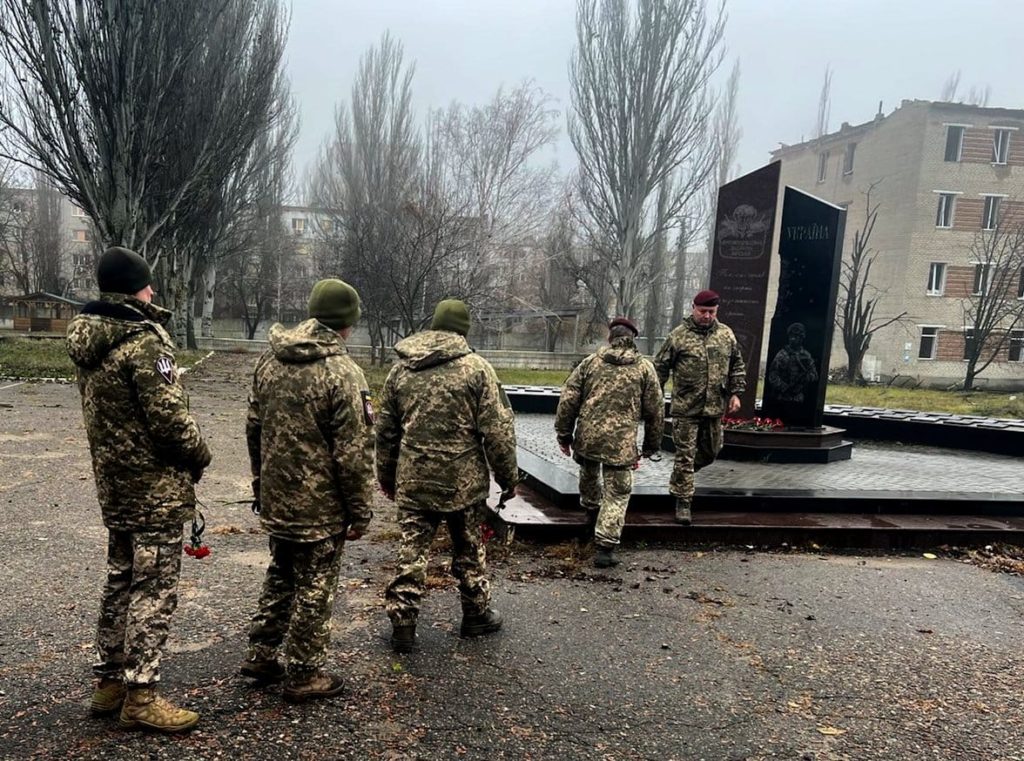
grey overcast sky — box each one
[285,0,1024,190]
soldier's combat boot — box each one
[282,669,345,704]
[239,645,286,683]
[594,547,620,568]
[460,607,503,638]
[118,687,199,733]
[674,499,692,526]
[391,623,416,653]
[90,677,126,715]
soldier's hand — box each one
[727,394,741,414]
[631,460,640,471]
[499,485,517,504]
[346,527,363,541]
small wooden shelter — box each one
[10,292,84,333]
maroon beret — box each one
[693,289,720,307]
[608,316,639,336]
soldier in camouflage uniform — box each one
[67,246,212,733]
[654,290,745,525]
[377,300,519,652]
[242,279,373,703]
[555,317,664,568]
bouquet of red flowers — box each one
[722,416,785,431]
[183,510,211,559]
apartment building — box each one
[770,99,1024,389]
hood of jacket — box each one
[66,294,170,370]
[394,329,472,371]
[268,318,348,363]
[597,336,640,366]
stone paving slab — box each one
[516,414,1024,496]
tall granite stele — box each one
[726,186,853,463]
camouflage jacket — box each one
[375,330,518,513]
[66,293,211,537]
[554,337,664,466]
[246,319,374,542]
[654,317,746,418]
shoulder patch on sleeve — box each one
[155,355,177,384]
[361,389,375,425]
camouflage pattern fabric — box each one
[246,319,374,541]
[385,503,490,626]
[654,317,746,418]
[375,330,518,513]
[94,530,182,686]
[669,417,724,501]
[577,458,634,548]
[555,336,664,466]
[767,346,818,402]
[66,293,211,536]
[248,534,345,673]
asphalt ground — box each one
[1,352,1023,760]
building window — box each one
[72,229,91,242]
[935,193,956,228]
[972,263,991,295]
[963,328,976,360]
[1009,330,1024,362]
[817,151,829,183]
[992,129,1011,165]
[926,263,946,295]
[843,143,856,175]
[982,196,1002,230]
[1018,268,1024,299]
[71,205,88,218]
[918,327,938,359]
[944,126,965,162]
[291,217,306,235]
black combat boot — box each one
[674,499,692,526]
[594,547,620,568]
[460,607,503,638]
[239,645,286,683]
[391,623,416,653]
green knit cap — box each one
[430,299,471,336]
[308,278,360,329]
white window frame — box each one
[918,326,941,360]
[971,262,992,295]
[943,124,969,162]
[1009,329,1024,362]
[817,151,829,183]
[991,127,1013,165]
[843,143,856,175]
[981,194,1005,231]
[933,190,960,228]
[291,217,307,235]
[926,262,947,296]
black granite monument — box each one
[761,187,846,429]
[708,161,781,418]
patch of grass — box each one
[0,336,206,379]
[824,383,1024,420]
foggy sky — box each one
[285,0,1024,193]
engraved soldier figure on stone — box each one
[654,289,746,525]
[241,279,374,703]
[554,317,664,568]
[67,246,212,732]
[376,299,519,653]
[767,322,818,403]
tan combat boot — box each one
[674,499,692,526]
[282,669,345,703]
[118,687,199,732]
[90,678,126,715]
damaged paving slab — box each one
[2,353,1023,760]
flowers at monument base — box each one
[723,416,784,431]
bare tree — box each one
[0,168,66,295]
[940,70,962,101]
[834,182,908,383]
[568,0,725,318]
[814,65,833,139]
[938,70,991,106]
[0,0,289,342]
[960,221,1024,390]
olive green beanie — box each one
[308,278,361,329]
[430,299,471,336]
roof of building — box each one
[7,291,85,306]
[771,99,1024,159]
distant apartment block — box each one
[770,99,1024,389]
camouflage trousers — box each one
[94,529,182,686]
[670,416,724,501]
[578,457,634,549]
[248,534,345,674]
[386,503,490,626]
